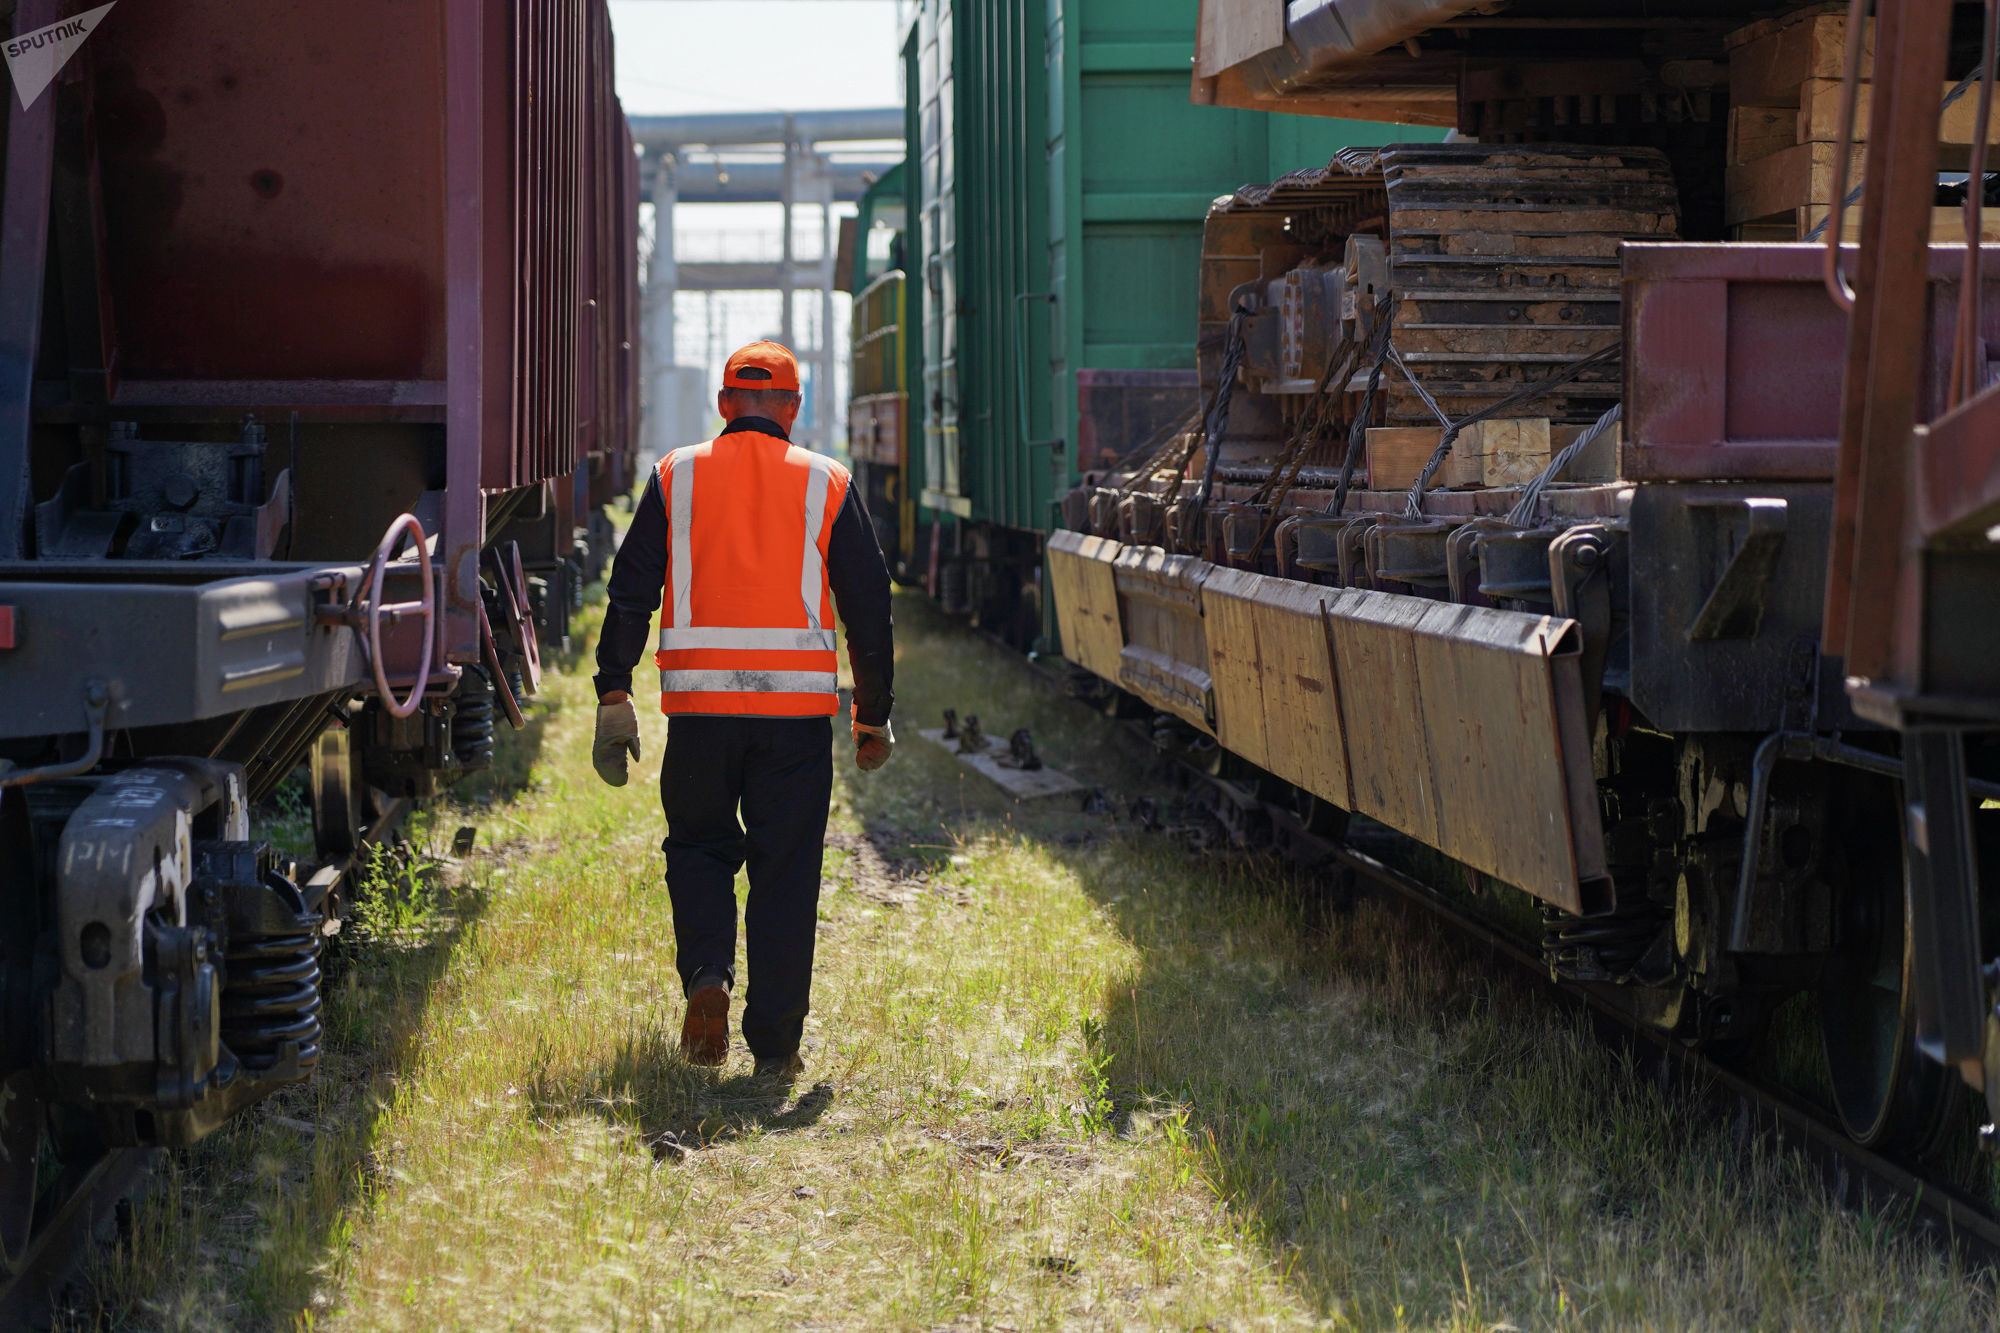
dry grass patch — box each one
[62,591,2000,1331]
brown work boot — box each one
[680,983,731,1066]
[753,1051,805,1084]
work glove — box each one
[593,695,641,786]
[853,719,895,772]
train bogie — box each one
[877,0,2000,1164]
[0,0,639,1262]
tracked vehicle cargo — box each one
[865,0,2000,1180]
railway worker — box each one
[589,340,896,1081]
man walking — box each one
[590,340,895,1080]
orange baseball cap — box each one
[722,339,800,392]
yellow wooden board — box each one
[1322,589,1439,847]
[1046,529,1124,682]
[1199,567,1351,809]
[1406,603,1595,907]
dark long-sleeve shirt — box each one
[593,416,895,725]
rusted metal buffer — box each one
[0,0,638,1275]
[1051,0,2000,1160]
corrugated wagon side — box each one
[0,0,639,1268]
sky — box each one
[608,2,907,438]
[608,1,905,116]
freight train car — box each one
[0,0,637,1279]
[875,0,1429,645]
[1040,0,2000,1162]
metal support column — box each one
[644,152,681,462]
[818,152,837,454]
[780,116,797,350]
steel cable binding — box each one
[1188,308,1251,550]
[1326,296,1400,517]
[1505,402,1624,527]
[1400,341,1624,517]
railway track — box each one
[0,1147,152,1329]
[1034,669,2000,1265]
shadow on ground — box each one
[537,1025,838,1162]
[827,588,1963,1328]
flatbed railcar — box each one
[0,0,637,1280]
[877,0,2000,1176]
[850,0,1424,643]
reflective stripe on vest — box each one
[652,432,849,716]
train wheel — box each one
[1818,787,1956,1154]
[0,1074,42,1268]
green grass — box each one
[62,590,2000,1331]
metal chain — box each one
[1189,309,1251,547]
[1326,298,1398,517]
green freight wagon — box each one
[897,0,1437,643]
[845,163,926,582]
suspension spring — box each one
[1540,898,1672,985]
[452,665,497,770]
[220,870,323,1072]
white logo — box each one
[4,3,115,110]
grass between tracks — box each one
[63,590,2000,1331]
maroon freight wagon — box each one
[0,0,639,1281]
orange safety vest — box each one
[652,429,850,716]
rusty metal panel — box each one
[90,2,449,382]
[1201,566,1351,809]
[1111,546,1212,730]
[1623,242,2000,484]
[1046,529,1125,681]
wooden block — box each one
[1731,220,1801,242]
[1729,8,1872,110]
[1364,426,1439,491]
[1799,78,2000,147]
[1799,203,2000,243]
[1724,139,1866,225]
[1442,435,1483,489]
[1551,420,1622,483]
[1464,418,1553,487]
[1729,104,1797,165]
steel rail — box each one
[1312,829,2000,1264]
[1123,739,2000,1264]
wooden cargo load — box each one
[1724,4,2000,239]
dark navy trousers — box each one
[659,713,832,1060]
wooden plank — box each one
[1254,582,1350,809]
[1200,566,1271,773]
[1724,139,1866,225]
[1365,426,1438,491]
[1111,546,1213,731]
[1800,78,2000,146]
[1728,104,1797,165]
[1796,203,2000,242]
[1729,9,1872,109]
[1201,567,1352,810]
[1193,0,1284,79]
[1323,590,1438,846]
[1046,530,1125,682]
[1407,603,1590,908]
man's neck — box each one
[720,415,791,441]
